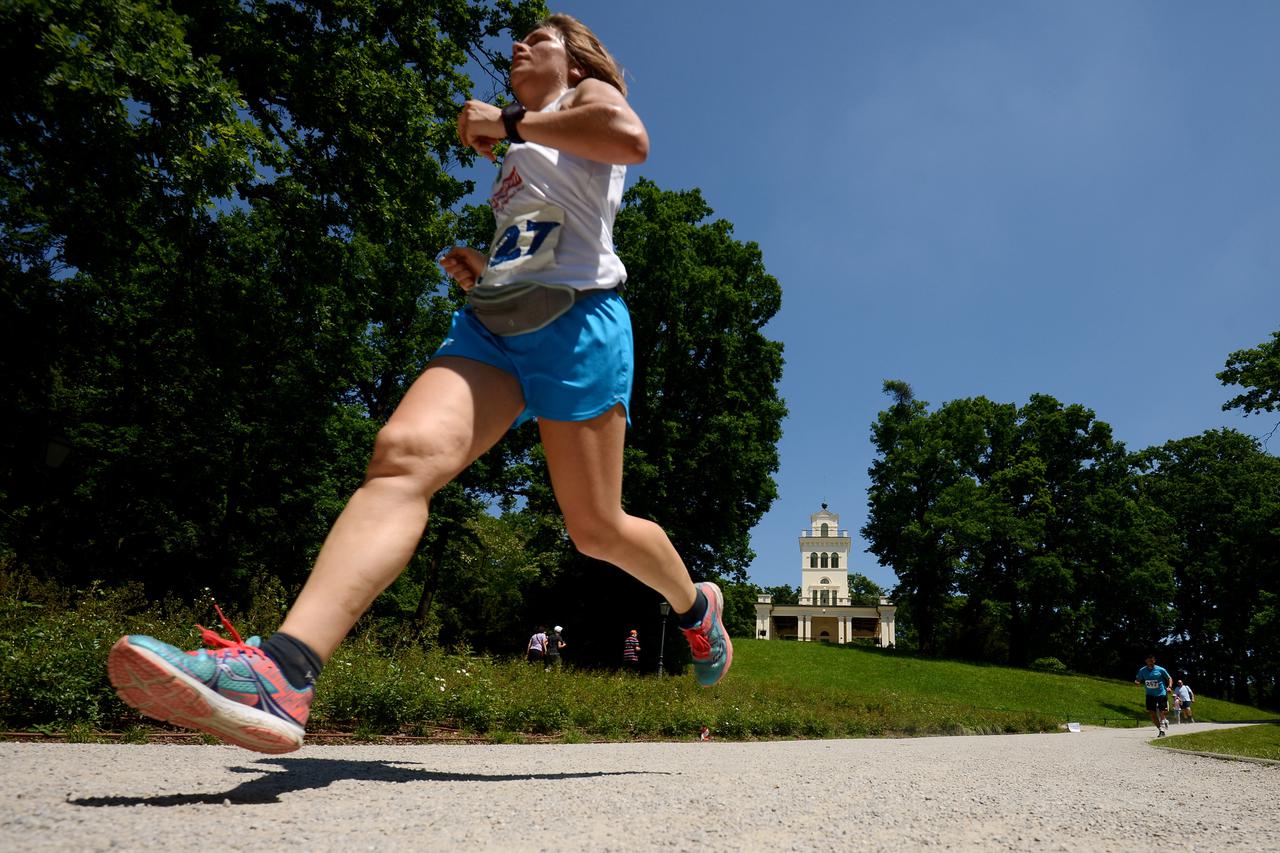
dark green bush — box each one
[0,581,169,728]
[1031,657,1068,674]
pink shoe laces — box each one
[683,625,711,660]
[191,603,265,658]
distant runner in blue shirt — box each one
[1135,654,1173,737]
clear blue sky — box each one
[469,1,1280,593]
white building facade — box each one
[753,505,896,646]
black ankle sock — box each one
[261,632,323,689]
[677,589,709,629]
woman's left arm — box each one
[457,79,649,165]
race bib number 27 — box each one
[488,206,564,275]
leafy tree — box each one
[721,581,761,638]
[1137,429,1280,707]
[955,394,1170,668]
[863,381,965,654]
[428,510,558,653]
[1065,458,1175,677]
[1219,330,1280,416]
[846,573,883,605]
[614,179,786,583]
[865,382,1172,671]
[762,584,799,606]
[1,0,546,601]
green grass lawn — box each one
[728,639,1275,729]
[1151,724,1280,761]
[305,637,1279,742]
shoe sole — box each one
[108,638,304,754]
[699,582,734,687]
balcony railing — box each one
[800,529,850,538]
[757,594,892,607]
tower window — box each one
[832,554,840,569]
[820,553,829,568]
[809,552,818,568]
[820,523,829,536]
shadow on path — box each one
[1098,703,1143,724]
[69,757,668,807]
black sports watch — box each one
[501,102,527,144]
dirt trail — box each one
[2,723,1275,851]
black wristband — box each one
[501,102,527,144]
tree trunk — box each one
[413,533,447,638]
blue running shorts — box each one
[431,289,633,428]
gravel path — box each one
[2,723,1276,851]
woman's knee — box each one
[366,420,469,488]
[565,512,629,561]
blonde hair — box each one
[532,14,627,96]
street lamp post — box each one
[657,601,671,676]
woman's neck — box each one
[518,84,570,111]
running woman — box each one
[1135,654,1173,737]
[106,14,732,754]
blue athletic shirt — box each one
[1136,665,1171,696]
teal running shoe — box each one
[107,606,311,754]
[682,581,733,686]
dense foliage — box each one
[1137,430,1280,705]
[1,0,547,599]
[1219,330,1280,417]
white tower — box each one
[799,504,851,605]
[756,503,896,645]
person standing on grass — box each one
[1135,654,1173,737]
[622,629,640,671]
[545,625,565,668]
[527,626,549,665]
[106,12,732,755]
[1175,679,1195,723]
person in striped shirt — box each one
[622,629,640,671]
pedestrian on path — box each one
[1135,654,1173,737]
[1175,679,1195,723]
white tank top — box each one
[477,88,627,292]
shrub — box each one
[1031,657,1068,674]
[0,581,166,728]
[311,639,456,733]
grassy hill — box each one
[728,640,1272,729]
[304,637,1278,742]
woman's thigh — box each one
[373,356,525,483]
[537,404,627,527]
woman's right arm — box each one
[439,247,488,291]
